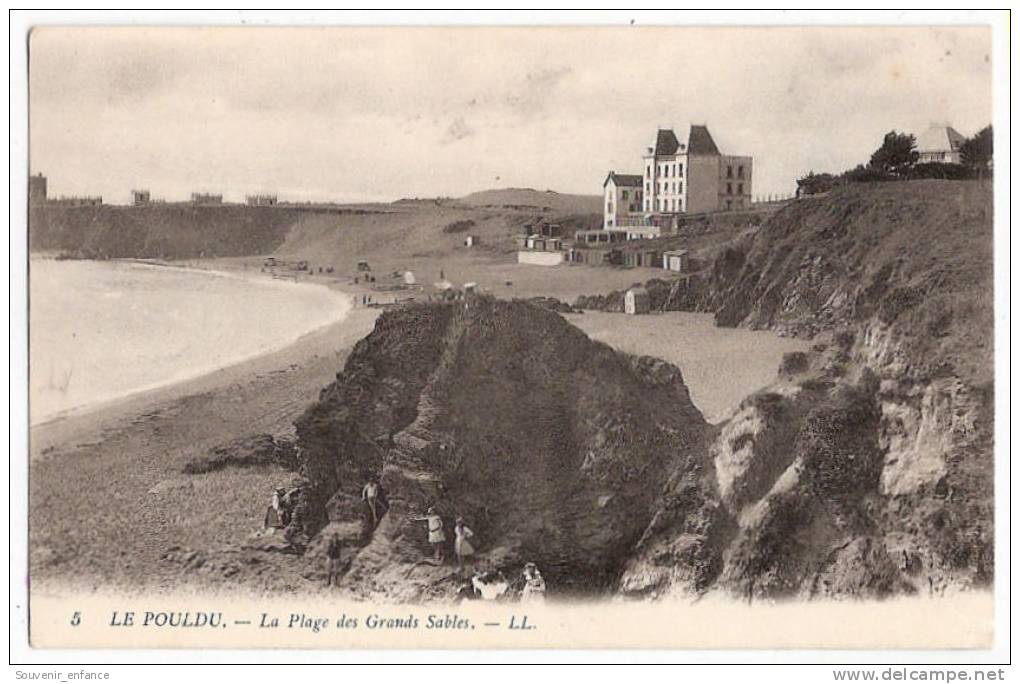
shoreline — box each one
[30,309,376,459]
[30,304,381,595]
[29,256,360,431]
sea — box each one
[29,259,351,425]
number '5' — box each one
[71,611,81,626]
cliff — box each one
[28,204,313,259]
[29,188,602,262]
[619,180,994,600]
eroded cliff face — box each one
[293,298,711,601]
[620,181,994,601]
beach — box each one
[30,257,804,597]
[30,275,380,595]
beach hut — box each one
[403,271,416,285]
[662,250,690,273]
[624,286,651,315]
[464,235,479,247]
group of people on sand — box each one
[300,476,547,601]
[411,507,476,569]
[466,563,546,603]
[411,507,547,602]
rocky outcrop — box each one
[183,434,299,474]
[293,297,711,600]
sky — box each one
[29,25,992,204]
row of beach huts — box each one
[510,220,690,274]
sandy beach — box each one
[30,293,380,596]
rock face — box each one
[294,298,711,600]
[620,181,994,601]
[29,205,309,259]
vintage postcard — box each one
[16,15,1005,657]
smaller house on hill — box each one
[916,125,966,164]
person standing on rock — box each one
[325,533,343,587]
[412,507,446,562]
[520,562,546,603]
[453,517,476,570]
[263,488,287,532]
[362,479,382,526]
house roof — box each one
[917,125,966,153]
[687,125,720,155]
[654,129,681,156]
[604,172,644,187]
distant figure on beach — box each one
[325,533,343,587]
[362,479,383,525]
[520,562,546,603]
[362,294,367,306]
[412,507,446,562]
[263,487,288,531]
[453,517,476,570]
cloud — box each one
[441,116,476,145]
[28,26,993,203]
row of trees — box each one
[797,125,993,196]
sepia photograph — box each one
[9,9,1010,671]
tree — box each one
[868,130,918,175]
[796,171,838,197]
[960,125,993,175]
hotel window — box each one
[738,165,744,179]
[678,164,683,176]
[737,183,743,195]
[622,190,629,200]
[645,182,650,193]
[727,183,732,194]
[678,182,683,194]
[727,165,733,178]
